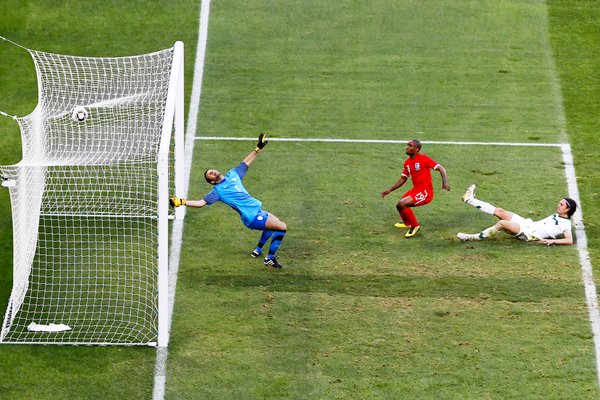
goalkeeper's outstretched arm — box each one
[170,196,206,208]
[243,133,269,166]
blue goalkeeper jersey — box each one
[203,162,263,226]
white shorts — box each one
[510,214,536,241]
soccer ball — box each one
[71,106,88,122]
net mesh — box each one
[0,46,176,345]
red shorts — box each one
[402,187,433,207]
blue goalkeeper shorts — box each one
[247,210,269,230]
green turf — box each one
[202,0,564,142]
[168,141,592,399]
[1,0,600,399]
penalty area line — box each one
[197,134,600,384]
[195,136,565,147]
[561,144,600,384]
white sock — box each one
[466,198,496,215]
[480,226,497,238]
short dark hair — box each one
[564,197,577,218]
[411,139,422,150]
[204,169,212,184]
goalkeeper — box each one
[170,133,287,269]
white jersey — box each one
[513,213,572,240]
[530,213,572,239]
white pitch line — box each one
[194,136,564,147]
[542,0,600,382]
[561,144,600,383]
[152,1,211,399]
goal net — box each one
[0,41,184,346]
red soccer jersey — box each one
[402,153,439,190]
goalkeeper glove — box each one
[255,132,269,153]
[169,196,186,208]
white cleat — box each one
[461,184,476,203]
[457,232,480,241]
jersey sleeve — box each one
[233,162,249,180]
[203,188,220,205]
[401,160,409,177]
[423,154,439,169]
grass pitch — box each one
[168,140,592,399]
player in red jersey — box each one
[381,140,450,237]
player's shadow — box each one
[201,273,579,303]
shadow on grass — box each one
[200,273,581,303]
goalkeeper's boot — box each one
[251,250,262,258]
[264,257,283,269]
[461,184,476,203]
[457,232,481,241]
[394,223,408,229]
[404,226,420,238]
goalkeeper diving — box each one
[170,133,288,269]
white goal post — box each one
[0,40,184,346]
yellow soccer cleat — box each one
[461,184,476,203]
[404,226,420,238]
[394,223,408,229]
